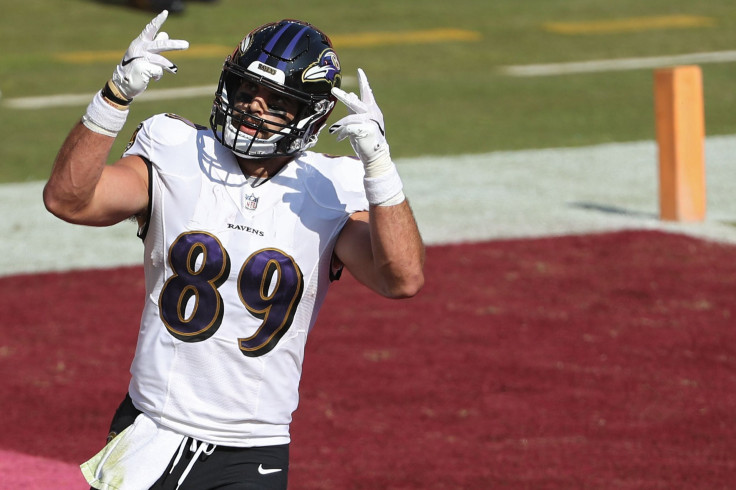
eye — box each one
[235,81,258,101]
[272,95,301,115]
[235,92,253,104]
[270,96,288,110]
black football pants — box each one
[91,393,289,490]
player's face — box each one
[233,80,301,138]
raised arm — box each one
[43,11,188,226]
[330,69,425,298]
[44,125,149,226]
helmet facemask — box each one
[210,20,341,160]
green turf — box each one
[1,0,736,183]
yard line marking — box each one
[501,50,736,77]
[3,76,357,110]
[54,29,481,64]
[4,85,217,109]
[544,15,715,35]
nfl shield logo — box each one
[244,193,259,211]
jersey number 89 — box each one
[159,231,304,357]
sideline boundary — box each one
[4,137,736,277]
[501,50,736,76]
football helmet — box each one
[210,19,342,159]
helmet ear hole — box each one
[210,20,341,159]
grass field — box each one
[2,0,736,183]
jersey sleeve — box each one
[300,153,369,215]
[122,113,203,174]
[298,153,369,282]
[122,114,205,241]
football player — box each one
[43,11,424,490]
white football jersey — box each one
[122,114,368,447]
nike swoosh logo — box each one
[258,464,283,475]
[121,56,142,66]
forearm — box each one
[43,122,117,222]
[43,11,186,225]
[44,60,131,222]
[369,200,425,298]
[330,68,424,298]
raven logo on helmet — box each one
[302,49,341,87]
[239,34,253,56]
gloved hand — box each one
[330,69,405,206]
[83,10,188,137]
[111,10,189,101]
[329,68,390,171]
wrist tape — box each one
[82,90,129,137]
[363,152,405,206]
[101,79,133,108]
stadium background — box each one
[2,0,736,488]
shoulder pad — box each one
[164,113,208,130]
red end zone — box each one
[1,230,735,488]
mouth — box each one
[239,124,258,136]
[238,116,260,137]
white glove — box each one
[111,10,189,101]
[83,10,188,137]
[330,69,405,206]
[329,68,390,170]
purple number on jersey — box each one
[159,231,303,357]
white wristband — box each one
[377,189,406,207]
[364,163,405,206]
[82,91,129,137]
[362,148,394,178]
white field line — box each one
[3,76,357,110]
[501,50,736,77]
[3,85,217,110]
[7,49,735,110]
[4,137,736,277]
